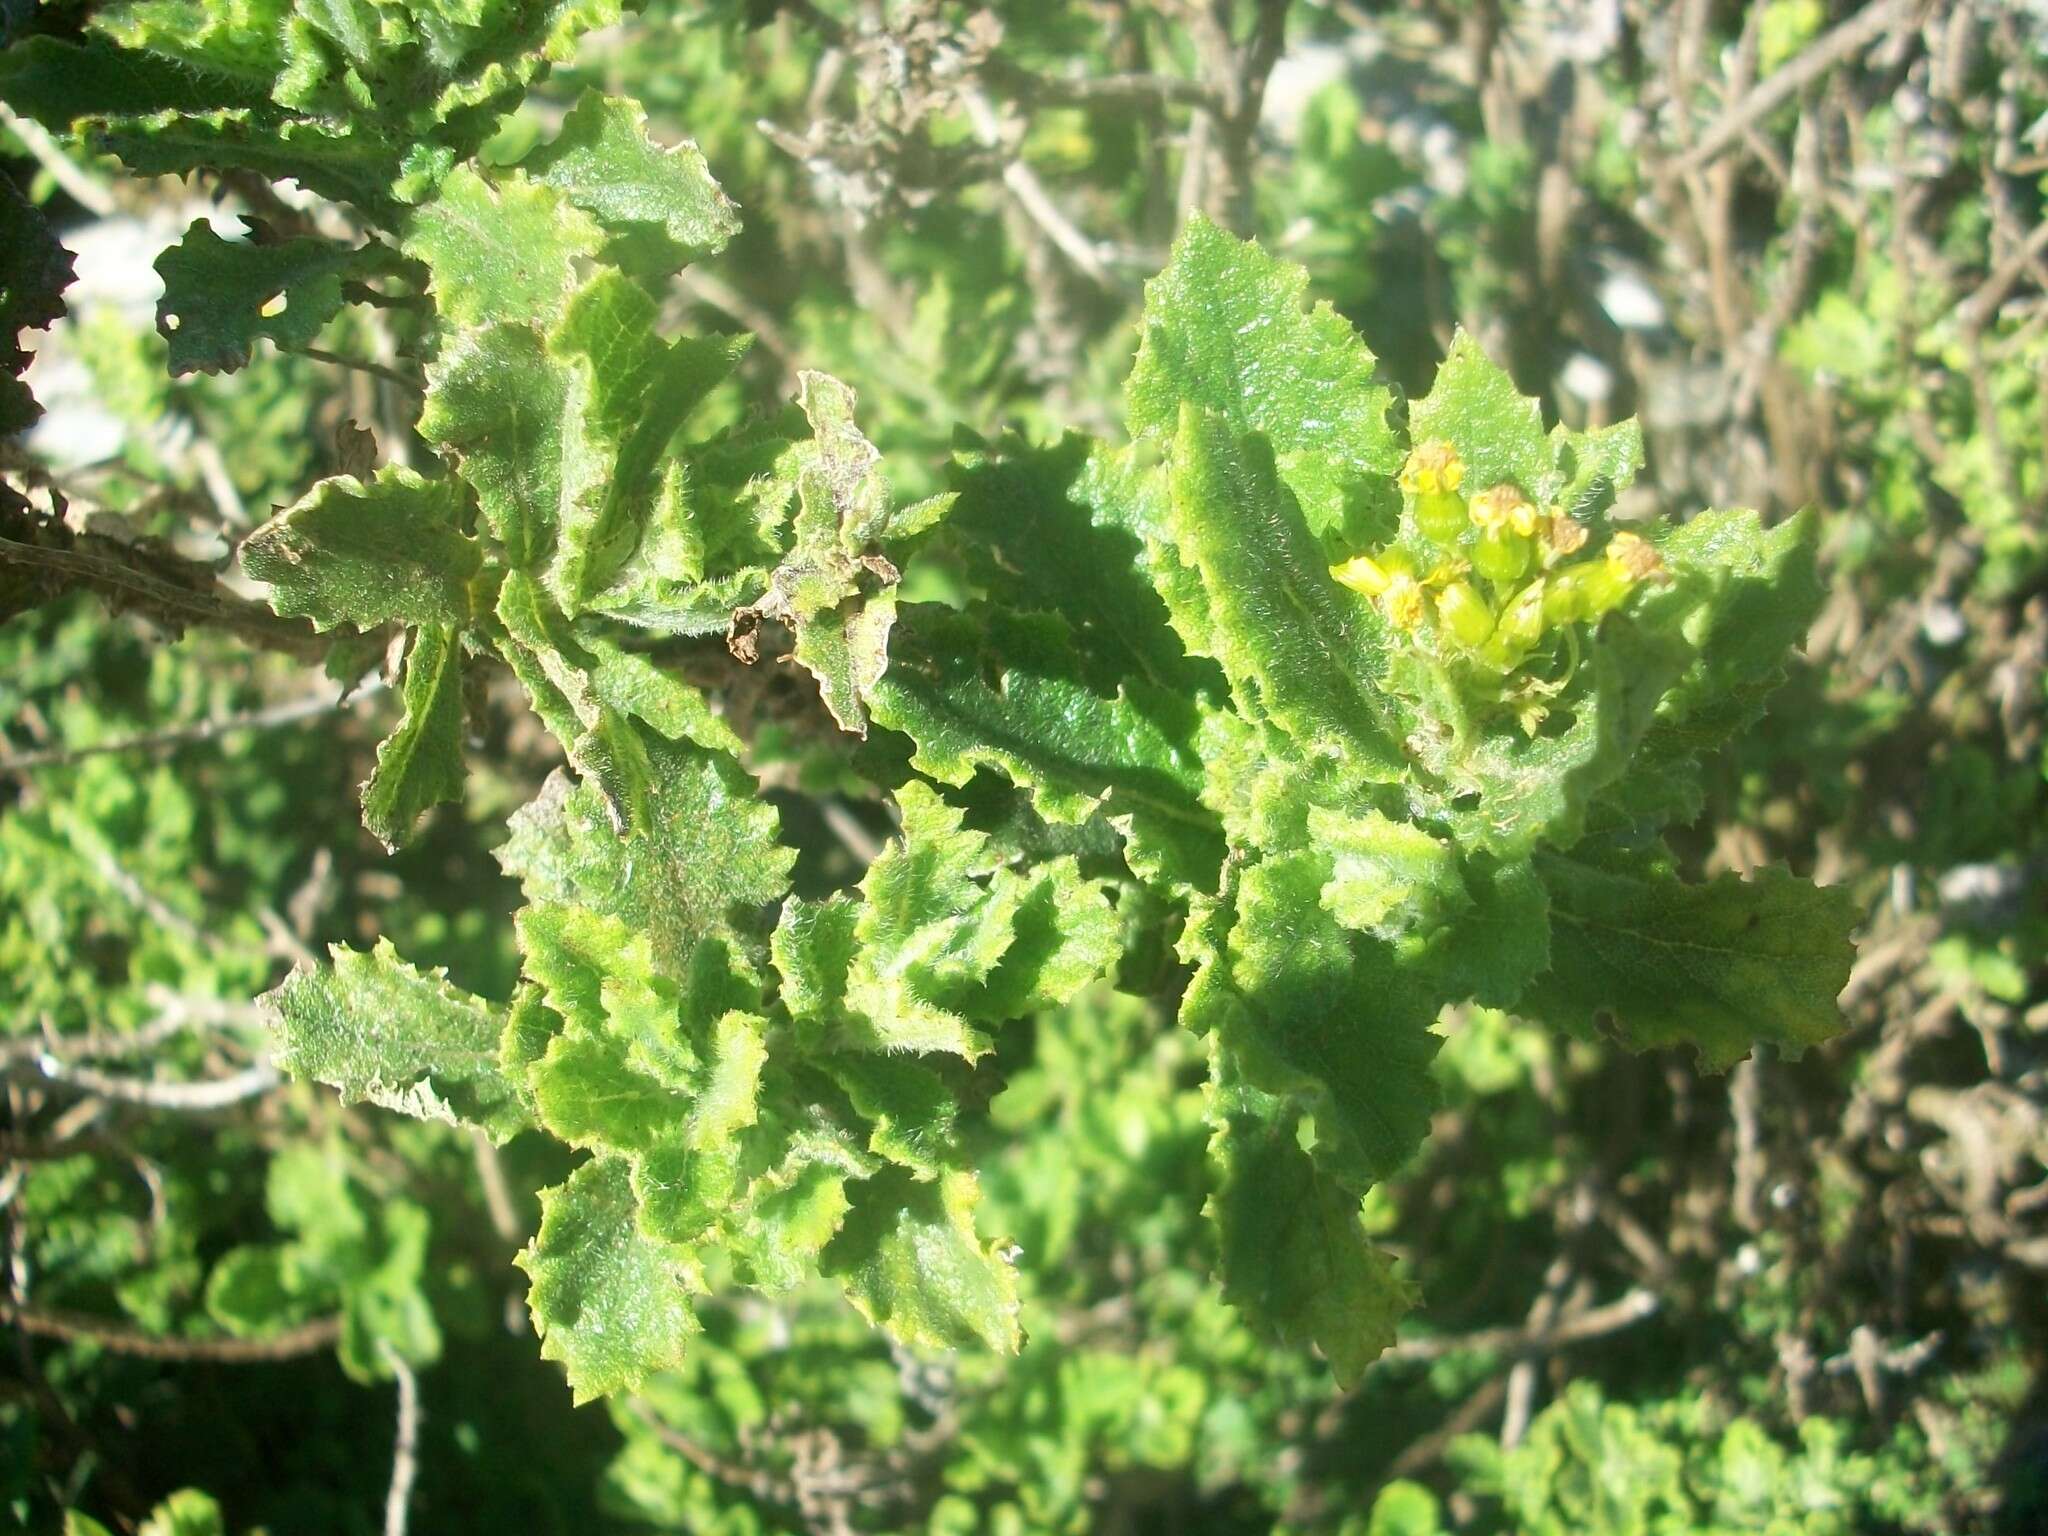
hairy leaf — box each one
[772,783,1116,1059]
[545,273,749,607]
[403,168,604,328]
[0,35,270,126]
[869,605,1223,891]
[1128,212,1400,536]
[87,110,401,215]
[821,1167,1021,1354]
[1181,858,1441,1187]
[241,466,480,632]
[1207,1047,1413,1386]
[419,323,565,566]
[1609,509,1827,826]
[265,939,525,1139]
[360,622,467,849]
[1166,409,1406,782]
[1527,854,1859,1070]
[153,222,366,376]
[518,1158,698,1404]
[732,371,952,735]
[521,92,740,276]
[497,729,793,974]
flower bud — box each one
[1472,525,1533,583]
[1542,567,1590,626]
[1497,580,1546,646]
[1542,513,1589,559]
[1470,484,1538,538]
[1399,439,1465,498]
[1329,552,1396,597]
[1476,580,1546,671]
[1576,532,1670,616]
[1605,531,1667,583]
[1435,580,1495,647]
[1414,489,1469,546]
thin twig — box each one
[76,838,209,947]
[0,993,255,1067]
[290,346,423,389]
[631,1404,798,1506]
[382,1345,422,1536]
[1381,1286,1661,1365]
[1959,217,2048,334]
[31,1057,281,1111]
[0,1298,340,1361]
[961,90,1115,289]
[1672,0,1918,175]
[980,61,1221,114]
[1,681,384,774]
[0,534,330,658]
[0,102,116,217]
[469,1130,523,1246]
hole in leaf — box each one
[260,292,288,318]
[163,313,181,332]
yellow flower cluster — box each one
[1329,438,1669,679]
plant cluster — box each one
[3,1,2041,1533]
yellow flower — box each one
[1330,552,1395,597]
[1605,531,1668,583]
[1543,513,1589,557]
[1470,484,1538,537]
[1382,572,1427,631]
[1399,439,1465,498]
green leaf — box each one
[0,36,271,127]
[1407,331,1553,502]
[494,568,744,760]
[727,1132,874,1294]
[91,0,291,91]
[1128,212,1400,536]
[360,623,467,850]
[870,604,1224,893]
[1610,508,1826,826]
[402,167,604,329]
[820,1166,1021,1354]
[1406,330,1646,515]
[1527,854,1859,1070]
[530,1031,674,1154]
[1166,409,1406,783]
[772,783,1116,1059]
[136,1490,227,1536]
[153,221,367,376]
[1312,806,1467,937]
[1181,856,1441,1186]
[86,110,401,216]
[496,728,794,974]
[1400,601,1697,858]
[0,178,73,435]
[420,323,564,566]
[241,466,480,632]
[733,371,950,735]
[942,431,1217,692]
[1206,1045,1414,1386]
[264,938,527,1140]
[520,91,740,277]
[518,1158,698,1404]
[825,1054,962,1177]
[543,272,750,607]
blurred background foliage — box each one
[2,0,2044,1532]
